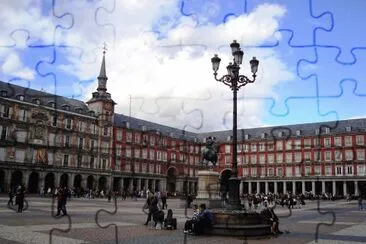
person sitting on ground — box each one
[164,209,177,230]
[261,205,282,235]
[184,204,199,233]
[153,209,165,229]
[191,204,213,235]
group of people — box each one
[7,184,26,213]
[183,203,213,235]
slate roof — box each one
[198,118,366,142]
[0,80,95,116]
[114,113,199,141]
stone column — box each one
[312,181,315,194]
[81,176,87,189]
[355,181,359,196]
[283,181,287,194]
[265,181,269,194]
[292,181,296,194]
[248,181,252,194]
[256,181,260,194]
[322,181,325,194]
[54,172,60,188]
[5,170,11,190]
[343,181,347,196]
[38,172,45,192]
[160,178,166,192]
[129,178,133,191]
[274,181,278,194]
[119,177,124,192]
[239,180,244,195]
[23,170,30,188]
[302,181,305,194]
[69,173,74,188]
[332,181,336,195]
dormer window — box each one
[227,136,232,142]
[62,105,70,111]
[170,132,174,138]
[261,133,266,139]
[1,90,8,97]
[346,126,352,132]
[49,102,56,108]
[75,108,83,113]
[18,95,24,101]
[278,131,283,137]
[88,111,95,116]
[325,127,330,134]
[296,130,301,136]
[315,129,320,135]
[33,98,41,105]
[244,134,249,140]
[141,125,146,131]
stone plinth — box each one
[195,170,221,208]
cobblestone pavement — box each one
[0,196,365,244]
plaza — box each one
[0,196,365,244]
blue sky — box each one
[0,0,365,132]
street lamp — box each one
[211,40,259,210]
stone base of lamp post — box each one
[226,176,242,210]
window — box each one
[286,167,292,177]
[116,130,122,141]
[66,118,72,129]
[345,136,352,146]
[314,151,320,162]
[49,102,56,108]
[296,130,301,136]
[268,154,274,164]
[347,165,353,175]
[356,135,364,145]
[259,154,265,164]
[286,153,292,163]
[304,139,311,149]
[294,140,301,149]
[225,155,231,164]
[285,141,292,150]
[251,167,257,177]
[305,166,311,176]
[1,90,7,97]
[259,143,265,152]
[336,166,342,176]
[78,121,84,132]
[150,149,155,160]
[77,155,82,167]
[135,133,140,143]
[314,166,321,176]
[52,115,57,126]
[102,159,107,170]
[243,144,249,152]
[237,144,242,152]
[324,151,331,161]
[65,135,70,147]
[277,167,283,177]
[78,137,83,149]
[18,109,27,122]
[251,144,257,152]
[90,140,95,151]
[225,145,231,153]
[268,168,274,177]
[276,154,283,163]
[324,138,331,147]
[63,155,69,166]
[268,142,274,151]
[357,165,365,176]
[126,146,131,158]
[335,151,342,161]
[325,166,331,176]
[90,156,94,168]
[346,126,352,132]
[2,105,10,118]
[278,131,283,137]
[345,150,353,161]
[0,125,7,140]
[126,132,132,142]
[325,127,330,134]
[295,152,302,162]
[243,168,249,176]
[304,152,311,161]
[116,146,122,156]
[313,138,319,147]
[103,126,108,136]
[276,141,283,150]
[357,149,365,160]
[18,95,24,101]
[251,155,257,164]
[334,137,342,146]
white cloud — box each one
[0,0,295,132]
[1,53,34,79]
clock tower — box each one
[86,49,116,187]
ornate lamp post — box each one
[211,40,259,210]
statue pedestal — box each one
[194,170,222,208]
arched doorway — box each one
[73,174,82,189]
[60,173,69,188]
[166,167,178,195]
[99,176,106,191]
[0,170,5,193]
[87,175,94,190]
[220,169,232,197]
[45,173,55,191]
[11,170,23,189]
[28,172,39,193]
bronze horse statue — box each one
[201,136,219,167]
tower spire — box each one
[97,43,108,92]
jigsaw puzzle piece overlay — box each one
[49,193,73,244]
[317,81,366,120]
[312,0,366,63]
[298,46,366,97]
[95,196,119,244]
[245,0,332,46]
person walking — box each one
[56,187,68,216]
[7,188,14,206]
[15,185,25,213]
[358,196,363,211]
[144,195,159,226]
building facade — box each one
[0,52,365,197]
[203,121,366,196]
